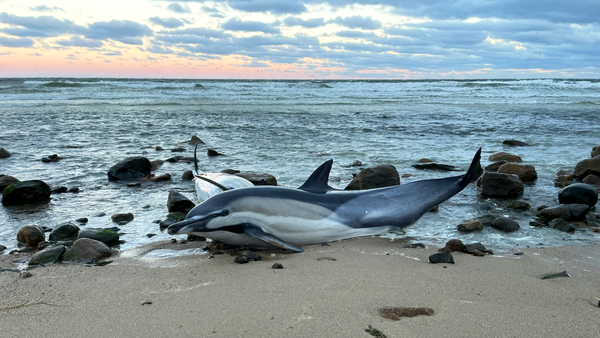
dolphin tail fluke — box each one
[459,148,483,186]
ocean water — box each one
[0,78,599,253]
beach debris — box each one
[272,263,283,269]
[19,271,33,278]
[378,307,434,320]
[429,252,454,264]
[141,301,153,305]
[0,296,55,311]
[541,271,570,280]
[317,257,337,262]
[344,165,399,190]
[477,172,524,198]
[365,325,388,338]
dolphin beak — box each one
[167,217,200,235]
[167,210,226,235]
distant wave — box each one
[41,81,85,88]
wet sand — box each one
[1,238,600,337]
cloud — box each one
[84,20,153,45]
[0,35,34,47]
[56,36,104,48]
[228,0,306,14]
[149,17,187,28]
[0,12,82,37]
[222,18,280,34]
[331,16,382,30]
[283,17,325,28]
[167,2,191,14]
[30,5,64,12]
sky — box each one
[0,0,599,79]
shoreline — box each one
[2,238,599,337]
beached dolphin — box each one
[168,149,483,252]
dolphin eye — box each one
[221,209,229,216]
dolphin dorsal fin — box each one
[298,159,337,193]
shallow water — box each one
[1,78,599,253]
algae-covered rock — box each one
[29,245,65,265]
[2,180,51,206]
[78,228,120,247]
[17,225,45,247]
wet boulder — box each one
[207,149,225,157]
[477,172,524,198]
[0,175,19,193]
[536,204,589,222]
[503,139,529,147]
[17,225,45,247]
[78,228,120,247]
[491,217,520,232]
[548,219,576,233]
[0,147,11,158]
[235,172,278,186]
[29,245,66,266]
[488,152,522,162]
[111,213,134,225]
[181,170,194,180]
[189,135,205,145]
[558,183,598,207]
[345,165,399,190]
[412,163,458,171]
[167,190,195,214]
[497,163,538,182]
[573,155,600,180]
[2,180,51,206]
[107,157,152,181]
[62,238,111,262]
[484,161,507,172]
[582,174,600,188]
[592,146,600,158]
[457,219,483,233]
[49,222,80,241]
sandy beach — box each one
[1,238,599,338]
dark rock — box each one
[484,161,508,172]
[165,156,183,163]
[537,205,572,222]
[187,234,206,241]
[247,252,262,261]
[0,147,11,158]
[108,157,152,181]
[51,186,68,194]
[478,172,524,198]
[235,172,278,186]
[457,220,483,232]
[147,173,171,182]
[412,163,458,171]
[207,149,224,157]
[429,252,454,264]
[582,174,600,187]
[272,263,284,269]
[503,139,529,146]
[78,228,120,247]
[111,213,134,225]
[444,239,465,252]
[0,175,19,193]
[41,154,61,162]
[189,135,205,145]
[167,190,195,214]
[464,242,487,254]
[167,212,186,221]
[62,238,111,262]
[592,146,600,158]
[67,187,80,193]
[566,204,590,221]
[76,217,88,224]
[171,147,186,152]
[529,220,544,228]
[49,222,80,241]
[555,174,574,188]
[17,225,45,247]
[28,245,65,266]
[345,165,399,190]
[150,160,164,171]
[498,163,538,182]
[234,256,249,264]
[548,219,576,233]
[179,157,195,163]
[181,170,194,180]
[491,217,520,232]
[507,200,531,210]
[0,245,6,251]
[404,243,425,248]
[418,158,434,163]
[155,146,164,151]
[222,169,241,175]
[488,152,522,162]
[574,155,600,180]
[558,183,598,207]
[159,218,177,229]
[146,233,156,238]
[127,182,141,187]
[476,215,497,226]
[2,180,51,206]
[472,250,486,257]
[346,160,363,167]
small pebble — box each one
[19,271,33,278]
[234,256,249,264]
[272,263,284,269]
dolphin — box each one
[168,148,483,252]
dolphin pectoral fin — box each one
[244,225,304,252]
